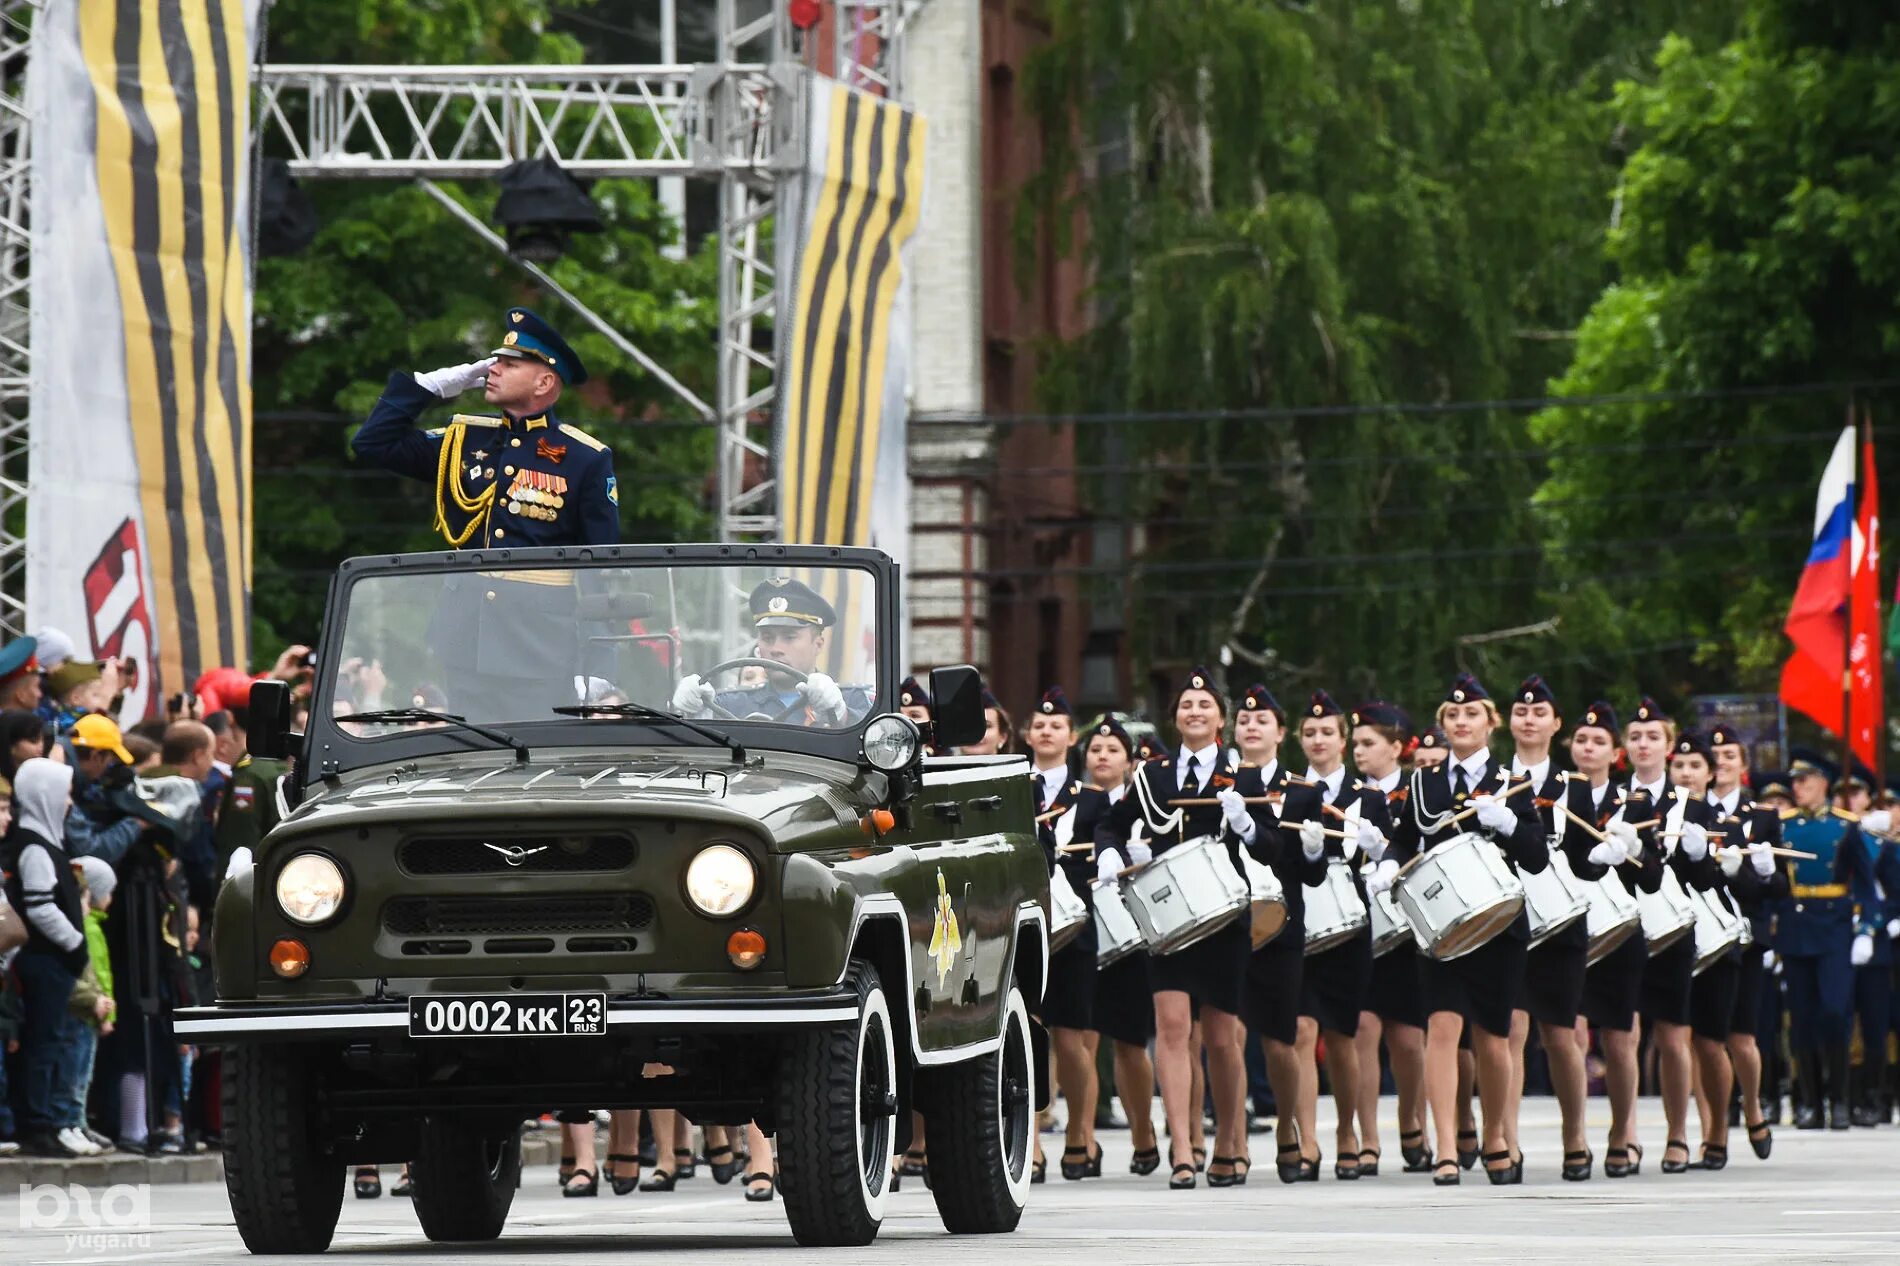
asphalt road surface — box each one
[9,1099,1898,1264]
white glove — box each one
[1126,835,1153,866]
[1096,851,1122,888]
[1679,820,1709,861]
[1474,796,1517,836]
[1365,858,1400,897]
[1748,840,1776,878]
[1299,818,1326,862]
[671,674,716,716]
[1588,839,1625,868]
[223,846,254,881]
[1216,787,1255,842]
[413,357,496,397]
[1887,916,1900,940]
[1608,818,1640,853]
[1357,820,1387,863]
[1719,847,1743,878]
[1852,933,1875,967]
[797,672,849,724]
[1762,948,1778,973]
[1863,809,1893,835]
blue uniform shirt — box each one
[353,371,619,548]
[1776,807,1897,958]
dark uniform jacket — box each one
[1387,754,1549,943]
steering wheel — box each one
[702,657,809,722]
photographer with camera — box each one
[62,715,146,867]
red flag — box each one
[1849,425,1883,772]
[1780,426,1857,732]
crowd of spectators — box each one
[0,632,310,1158]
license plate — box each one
[408,992,606,1038]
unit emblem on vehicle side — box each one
[928,869,962,988]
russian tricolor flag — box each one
[1780,426,1857,733]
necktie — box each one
[1452,765,1469,799]
[1182,757,1201,797]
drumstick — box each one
[1555,803,1641,866]
[1712,844,1819,861]
[1443,777,1536,826]
[1171,795,1282,807]
[1056,842,1095,854]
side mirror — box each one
[248,680,295,759]
[928,665,986,750]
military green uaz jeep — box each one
[176,545,1047,1254]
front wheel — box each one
[921,984,1033,1234]
[410,1117,521,1242]
[222,1044,345,1255]
[775,960,899,1247]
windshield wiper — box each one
[335,709,529,762]
[551,702,745,764]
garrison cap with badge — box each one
[1038,686,1072,718]
[1515,674,1558,711]
[1351,700,1410,734]
[1173,666,1225,711]
[1307,688,1343,719]
[897,677,929,711]
[1576,700,1619,736]
[1445,672,1489,705]
[1238,683,1282,717]
[353,306,620,550]
[1672,730,1712,762]
[1631,696,1669,725]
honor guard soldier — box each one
[353,307,620,548]
[1777,758,1900,1129]
[671,579,870,726]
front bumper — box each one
[175,989,860,1043]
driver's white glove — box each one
[1852,933,1875,967]
[1719,846,1743,879]
[1888,916,1900,941]
[1474,795,1517,836]
[1096,851,1122,888]
[1365,858,1400,897]
[1863,809,1893,836]
[1588,838,1626,868]
[1216,787,1255,842]
[798,672,848,725]
[1299,818,1326,862]
[1762,948,1778,973]
[1608,818,1641,854]
[1357,820,1387,863]
[223,846,253,881]
[413,357,495,398]
[1679,820,1709,861]
[1126,835,1153,866]
[1749,839,1776,878]
[670,674,716,716]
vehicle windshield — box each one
[326,560,882,738]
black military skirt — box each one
[1149,912,1252,1017]
[1522,921,1588,1029]
[1300,931,1373,1036]
[1639,934,1696,1027]
[1418,923,1528,1038]
[1093,951,1156,1046]
[1728,945,1766,1036]
[1366,942,1425,1029]
[1583,931,1647,1032]
[1043,919,1098,1030]
[1243,928,1305,1045]
[1690,953,1741,1042]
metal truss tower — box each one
[0,1,34,635]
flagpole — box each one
[1868,403,1886,792]
[1845,398,1857,784]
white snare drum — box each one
[1123,835,1250,955]
[1368,882,1414,957]
[1636,865,1696,956]
[1393,831,1526,961]
[1239,849,1288,949]
[1304,859,1369,954]
[1092,880,1145,966]
[1689,886,1746,975]
[1048,866,1088,954]
[1521,843,1590,948]
[1580,870,1641,966]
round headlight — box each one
[862,714,921,772]
[276,853,346,926]
[685,844,756,917]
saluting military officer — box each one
[671,579,871,727]
[353,307,619,549]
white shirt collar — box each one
[1179,742,1220,778]
[1306,766,1346,800]
[1633,773,1667,801]
[1452,749,1490,785]
[1511,754,1550,787]
[1107,783,1127,805]
[1711,787,1741,814]
[1373,769,1402,795]
[1034,762,1067,794]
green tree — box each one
[1532,1,1900,713]
[250,0,717,659]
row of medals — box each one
[507,470,567,522]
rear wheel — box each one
[775,961,898,1246]
[923,984,1033,1234]
[410,1116,521,1242]
[222,1044,345,1255]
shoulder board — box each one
[1068,781,1081,795]
[1238,760,1257,769]
[1350,778,1365,791]
[448,413,504,428]
[559,423,607,452]
[1834,807,1860,822]
[1780,807,1800,820]
[1158,759,1172,767]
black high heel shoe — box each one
[1357,1148,1380,1178]
[1456,1129,1480,1170]
[1696,1142,1727,1171]
[605,1153,641,1196]
[1562,1149,1592,1182]
[390,1167,413,1198]
[1031,1155,1046,1184]
[1661,1139,1691,1174]
[1061,1143,1103,1181]
[1483,1149,1521,1186]
[1276,1144,1303,1184]
[707,1144,743,1185]
[1334,1150,1360,1181]
[744,1171,776,1203]
[557,1153,576,1188]
[562,1168,599,1198]
[1129,1146,1161,1176]
[1206,1155,1243,1188]
[1299,1148,1321,1182]
[1168,1162,1196,1191]
[353,1167,381,1199]
[1747,1122,1773,1160]
[639,1165,678,1193]
[673,1147,699,1180]
[1400,1130,1434,1173]
[1432,1158,1460,1187]
[891,1149,928,1191]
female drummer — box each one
[1707,725,1786,1160]
[1350,702,1432,1175]
[1026,687,1102,1182]
[1631,711,1722,1175]
[1079,718,1162,1174]
[1095,668,1270,1190]
[1374,674,1549,1186]
[1287,690,1384,1179]
[1232,684,1328,1183]
[1506,675,1596,1181]
[897,676,939,754]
